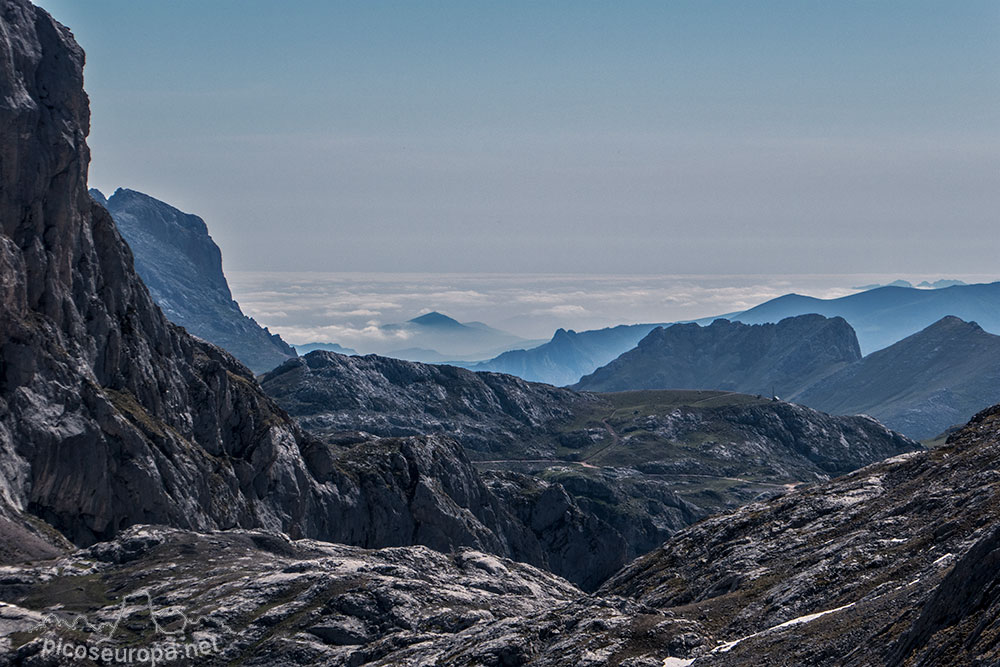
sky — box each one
[38,1,1000,277]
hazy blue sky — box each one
[40,1,1000,275]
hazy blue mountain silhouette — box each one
[572,314,861,397]
[796,316,1000,440]
[95,188,296,373]
[732,282,1000,354]
[468,323,666,386]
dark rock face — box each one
[342,405,1000,666]
[469,323,664,386]
[94,187,296,374]
[585,404,1000,665]
[796,315,1000,440]
[261,351,595,457]
[573,314,861,397]
[0,0,575,575]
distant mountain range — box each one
[573,314,860,397]
[796,316,1000,440]
[732,281,1000,354]
[475,281,1000,387]
[465,323,665,386]
[852,278,967,290]
[570,313,1000,441]
[92,188,296,373]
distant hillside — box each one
[733,281,1000,354]
[573,314,860,396]
[94,188,296,373]
[796,316,1000,440]
[469,323,664,386]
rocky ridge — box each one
[260,351,595,457]
[468,323,664,386]
[262,351,918,588]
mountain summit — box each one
[796,316,1000,439]
[94,187,296,373]
[408,311,464,327]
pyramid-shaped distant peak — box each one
[409,311,464,327]
[920,315,984,335]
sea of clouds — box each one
[228,272,996,353]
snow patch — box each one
[932,553,955,567]
[662,658,695,667]
[713,602,856,654]
[883,451,922,465]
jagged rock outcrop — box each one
[483,468,702,591]
[93,187,295,373]
[573,314,861,396]
[261,351,595,458]
[796,316,1000,439]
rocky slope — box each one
[733,281,1000,354]
[260,351,595,457]
[93,187,295,373]
[469,323,664,386]
[796,316,1000,440]
[370,404,1000,665]
[573,314,861,396]
[4,406,992,665]
[0,526,581,666]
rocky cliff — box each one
[0,0,581,578]
[573,314,861,397]
[93,187,295,373]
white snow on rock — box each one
[713,602,857,654]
